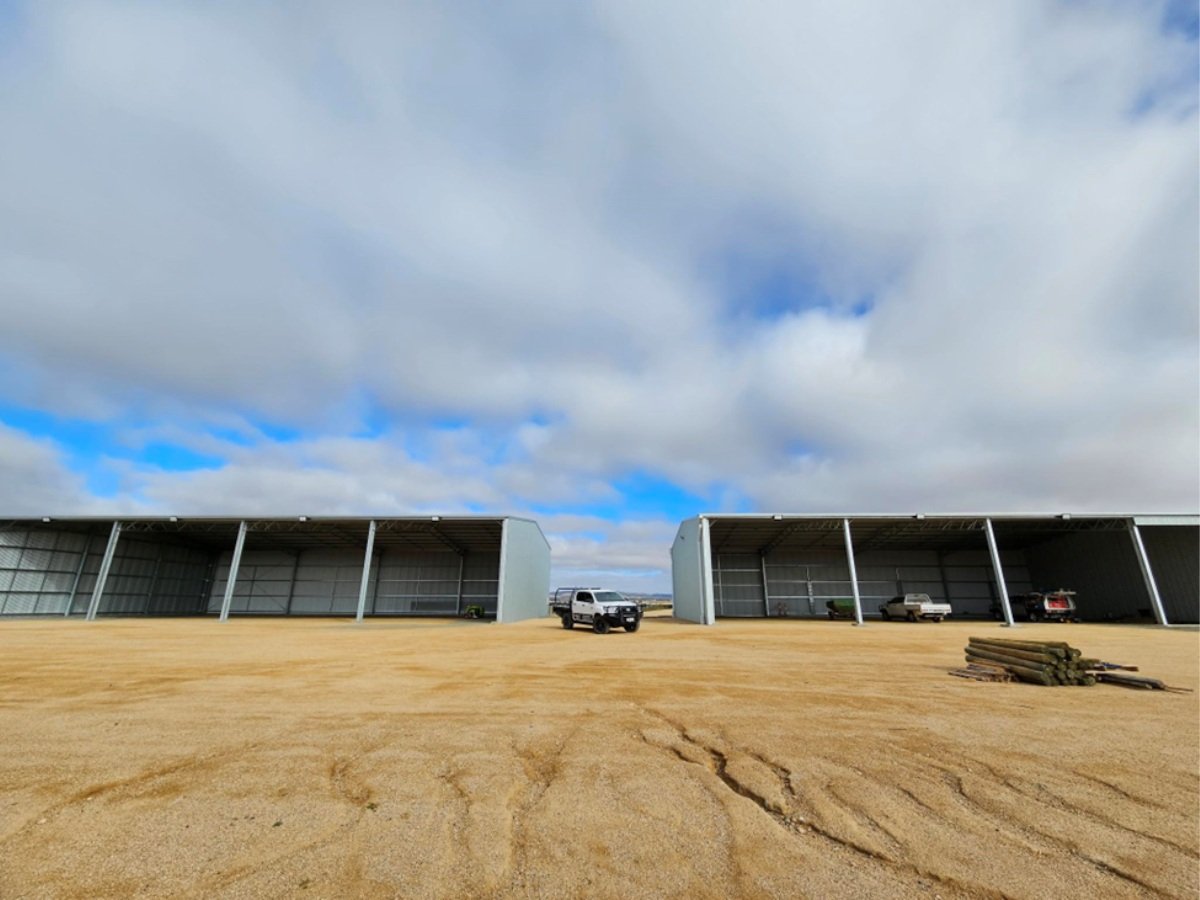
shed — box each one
[671,514,1198,626]
[0,516,550,624]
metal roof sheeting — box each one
[0,517,515,552]
[702,515,1149,555]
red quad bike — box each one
[992,590,1078,622]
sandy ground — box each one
[0,615,1196,900]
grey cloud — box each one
[0,1,1196,588]
[0,425,100,514]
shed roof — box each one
[0,516,519,553]
[700,514,1172,555]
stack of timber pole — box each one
[965,636,1096,687]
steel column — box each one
[370,551,383,615]
[842,519,864,626]
[144,544,164,615]
[219,521,248,623]
[1128,521,1169,626]
[700,517,716,625]
[455,553,465,616]
[937,551,952,610]
[284,550,300,615]
[496,519,509,623]
[984,519,1016,627]
[85,522,122,621]
[199,556,217,614]
[760,552,770,617]
[65,535,93,616]
[355,520,377,623]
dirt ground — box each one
[0,615,1196,900]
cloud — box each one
[0,1,1196,591]
[0,423,101,514]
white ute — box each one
[879,592,951,623]
[551,587,642,634]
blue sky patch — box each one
[0,404,226,497]
[1163,0,1199,40]
[713,247,876,324]
[0,0,27,59]
[0,404,112,458]
[135,442,224,472]
[532,470,747,522]
[210,421,303,447]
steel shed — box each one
[0,516,550,624]
[671,514,1199,626]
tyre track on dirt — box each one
[636,707,993,899]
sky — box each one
[1,1,1197,593]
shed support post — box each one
[86,522,122,621]
[760,552,770,617]
[455,553,465,616]
[284,551,300,615]
[984,519,1016,627]
[66,535,92,616]
[496,519,509,623]
[937,551,952,608]
[700,517,716,625]
[355,520,377,623]
[370,550,383,615]
[843,519,864,626]
[144,544,164,615]
[219,521,248,623]
[1128,521,1169,627]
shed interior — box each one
[706,517,1188,622]
[0,518,505,617]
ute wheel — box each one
[933,617,943,623]
[1029,612,1041,623]
[880,609,890,620]
[906,611,917,622]
[593,618,611,635]
[625,619,640,633]
[561,614,573,629]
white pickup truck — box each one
[879,593,951,622]
[551,587,642,634]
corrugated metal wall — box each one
[1141,526,1199,624]
[1023,531,1151,621]
[377,549,499,616]
[140,544,213,614]
[0,528,90,614]
[496,518,553,623]
[208,549,301,614]
[670,518,706,624]
[207,548,500,616]
[0,528,212,616]
[376,550,455,615]
[713,553,765,616]
[715,549,1032,618]
[90,537,212,615]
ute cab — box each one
[551,587,642,634]
[879,592,951,622]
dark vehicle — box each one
[826,598,857,619]
[991,589,1078,622]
